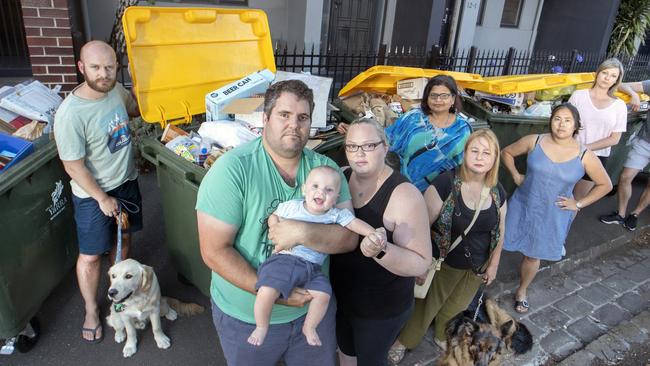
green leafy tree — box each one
[608,0,650,56]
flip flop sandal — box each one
[82,323,104,344]
[387,343,406,364]
[514,299,530,314]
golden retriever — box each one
[106,259,204,358]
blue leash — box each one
[114,199,140,265]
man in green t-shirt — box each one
[53,41,141,344]
[196,80,357,365]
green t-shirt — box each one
[195,138,351,324]
[53,83,137,198]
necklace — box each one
[355,166,387,199]
[428,113,452,140]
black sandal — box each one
[514,299,530,314]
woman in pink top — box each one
[568,58,627,200]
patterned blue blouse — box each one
[385,108,471,192]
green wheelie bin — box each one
[0,137,77,354]
[461,97,549,195]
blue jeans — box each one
[211,298,337,366]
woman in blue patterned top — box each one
[386,75,472,192]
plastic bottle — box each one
[198,139,212,165]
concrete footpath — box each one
[400,175,650,366]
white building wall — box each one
[471,0,541,50]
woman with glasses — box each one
[389,129,507,363]
[502,103,611,314]
[385,75,472,192]
[330,117,432,366]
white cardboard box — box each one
[272,71,332,128]
[397,78,428,100]
[205,69,275,121]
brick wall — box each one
[20,0,77,93]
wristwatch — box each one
[576,201,583,210]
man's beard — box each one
[86,77,116,93]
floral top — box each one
[385,108,471,192]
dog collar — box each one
[114,303,125,313]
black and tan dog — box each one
[106,259,204,358]
[438,298,533,366]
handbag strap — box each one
[433,184,490,270]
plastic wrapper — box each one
[197,120,260,148]
[165,135,200,163]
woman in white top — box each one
[568,58,628,200]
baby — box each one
[248,165,383,347]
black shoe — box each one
[623,214,638,231]
[599,211,624,225]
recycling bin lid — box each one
[122,6,276,127]
[337,65,483,97]
[461,73,595,95]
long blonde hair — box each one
[458,129,500,188]
[592,58,624,97]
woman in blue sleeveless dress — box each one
[502,103,612,313]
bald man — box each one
[53,40,142,344]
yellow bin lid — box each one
[337,65,483,97]
[122,7,276,127]
[462,73,595,95]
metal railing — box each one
[274,44,650,99]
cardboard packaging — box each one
[273,71,332,128]
[397,78,428,100]
[221,97,265,127]
[474,90,525,107]
[205,69,275,121]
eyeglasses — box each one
[428,93,453,101]
[344,141,385,152]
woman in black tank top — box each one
[330,118,432,366]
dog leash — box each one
[473,288,485,321]
[114,199,140,265]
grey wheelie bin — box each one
[0,137,77,354]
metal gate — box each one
[0,0,31,77]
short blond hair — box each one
[593,58,624,97]
[458,129,500,188]
[348,117,388,145]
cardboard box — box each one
[273,71,332,128]
[205,69,275,121]
[474,90,525,107]
[222,97,265,127]
[397,78,428,100]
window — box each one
[500,0,523,28]
[476,0,487,26]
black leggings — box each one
[336,303,413,366]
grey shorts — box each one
[256,254,331,299]
[211,299,337,366]
[624,137,650,170]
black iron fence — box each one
[274,44,650,100]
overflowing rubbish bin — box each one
[124,6,346,296]
[0,138,77,354]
